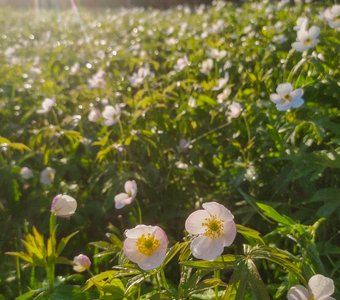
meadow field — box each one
[0,1,339,299]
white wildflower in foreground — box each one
[20,167,33,180]
[40,167,55,185]
[292,25,320,52]
[287,274,335,300]
[185,202,236,260]
[322,5,340,30]
[270,83,304,111]
[102,104,121,126]
[123,225,168,270]
[174,56,189,71]
[51,194,77,218]
[114,180,137,209]
[37,98,56,114]
[73,254,91,272]
[227,102,242,119]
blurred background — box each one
[0,0,215,9]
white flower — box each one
[40,167,56,185]
[88,108,100,122]
[185,202,236,260]
[114,180,137,209]
[88,70,106,89]
[270,83,304,111]
[287,274,335,300]
[69,62,80,75]
[228,102,242,118]
[20,167,33,180]
[188,96,197,108]
[217,88,231,103]
[292,25,320,52]
[129,65,153,87]
[208,48,227,60]
[123,225,168,270]
[51,194,77,218]
[294,17,309,31]
[200,58,214,75]
[174,56,189,71]
[322,5,340,30]
[73,254,91,272]
[37,98,56,114]
[213,73,229,91]
[179,138,190,152]
[102,104,121,126]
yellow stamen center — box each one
[283,94,292,102]
[136,233,160,256]
[202,215,224,240]
[303,38,312,45]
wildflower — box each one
[293,17,309,31]
[20,167,33,180]
[322,5,340,30]
[51,194,77,218]
[73,254,91,272]
[174,56,189,71]
[292,25,320,52]
[209,48,226,60]
[102,104,121,126]
[123,225,168,270]
[88,70,106,89]
[270,83,304,111]
[129,65,153,87]
[114,180,137,209]
[200,58,214,75]
[37,98,56,114]
[217,88,231,103]
[40,167,56,185]
[227,102,242,118]
[287,274,335,300]
[213,73,229,91]
[188,96,197,108]
[88,108,100,122]
[185,202,236,260]
[179,138,190,152]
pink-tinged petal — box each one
[287,285,310,300]
[297,30,308,42]
[123,238,145,263]
[276,103,291,111]
[154,227,169,251]
[308,274,334,299]
[222,220,237,247]
[190,235,224,260]
[138,246,167,270]
[290,98,304,108]
[270,93,283,104]
[292,42,308,52]
[51,194,77,218]
[276,83,293,95]
[290,88,304,100]
[125,180,137,197]
[104,118,115,126]
[185,209,210,234]
[114,193,129,209]
[202,202,234,221]
[309,26,320,39]
[125,225,156,239]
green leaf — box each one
[236,224,265,245]
[56,231,79,256]
[256,202,295,225]
[246,259,270,300]
[181,255,240,270]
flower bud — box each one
[51,194,77,218]
[73,254,91,272]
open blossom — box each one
[20,167,33,180]
[174,56,189,71]
[185,202,236,260]
[292,25,320,52]
[227,102,242,118]
[102,104,121,126]
[73,254,91,272]
[40,167,55,185]
[51,194,77,218]
[209,48,227,60]
[217,88,231,103]
[213,73,229,91]
[88,69,106,89]
[37,98,56,114]
[322,5,340,30]
[200,58,214,75]
[114,180,137,209]
[123,225,168,270]
[88,108,100,122]
[270,83,304,111]
[287,274,335,300]
[129,65,153,87]
[293,17,308,31]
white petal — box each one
[270,93,283,104]
[309,274,334,299]
[290,97,304,108]
[222,220,237,247]
[297,30,308,42]
[292,42,308,52]
[190,235,224,260]
[309,26,320,39]
[123,238,145,263]
[276,103,291,111]
[287,285,310,300]
[138,247,167,270]
[276,83,293,95]
[125,225,156,239]
[202,202,234,221]
[290,88,304,100]
[185,210,210,234]
[125,180,137,197]
[114,193,129,209]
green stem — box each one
[47,213,56,291]
[135,199,143,224]
[190,121,230,145]
[214,270,220,299]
